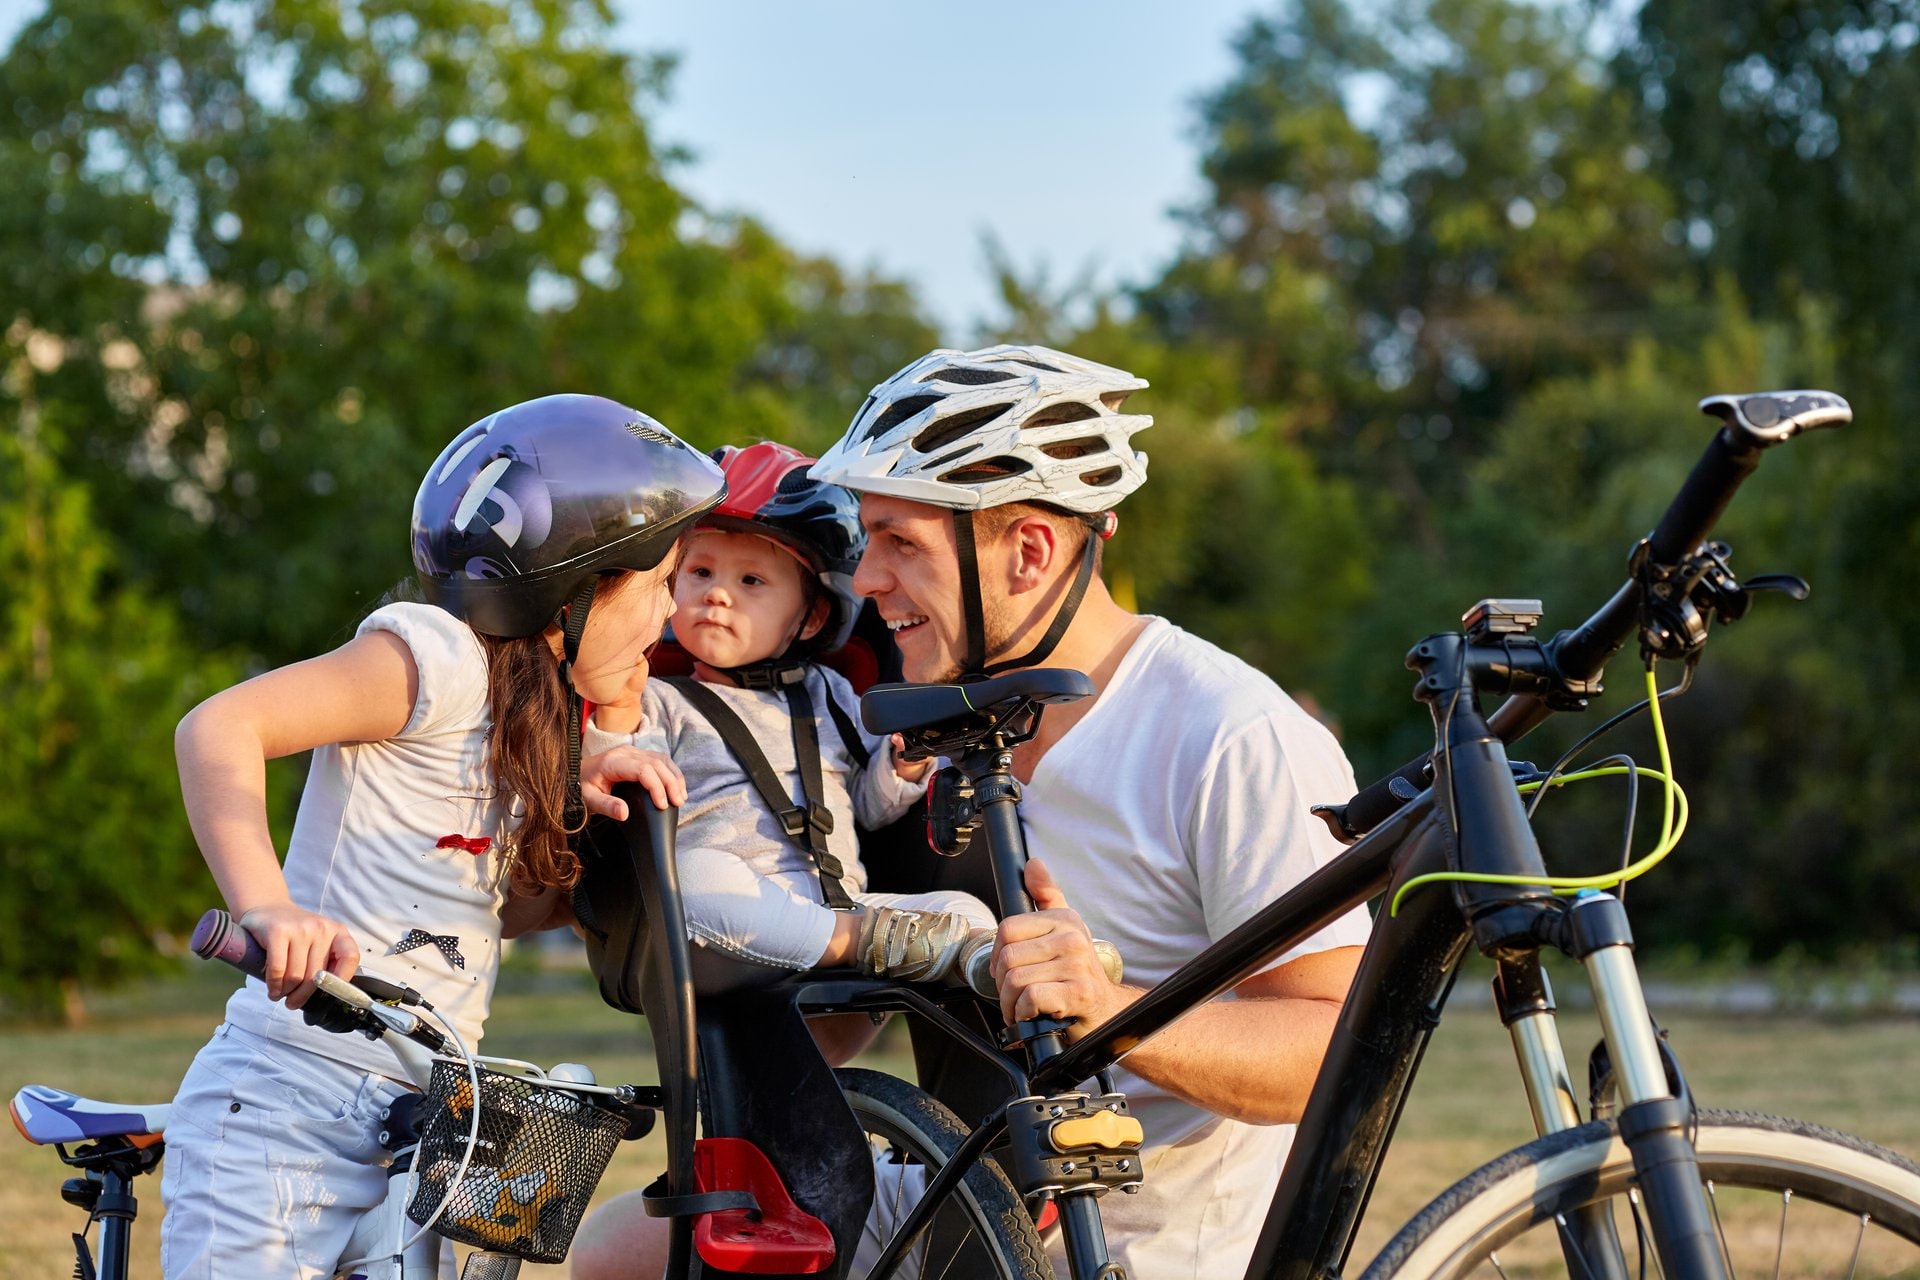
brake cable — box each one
[1388,666,1689,916]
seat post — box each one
[92,1162,139,1280]
[961,740,1035,918]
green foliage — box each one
[0,0,935,1004]
[0,361,241,1017]
[0,0,936,665]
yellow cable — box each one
[1388,669,1685,915]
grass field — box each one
[4,960,1917,1279]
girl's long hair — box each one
[476,627,583,894]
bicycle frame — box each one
[867,668,1709,1280]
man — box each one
[809,343,1370,1278]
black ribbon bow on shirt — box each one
[391,929,466,970]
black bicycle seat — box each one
[860,668,1095,737]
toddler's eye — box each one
[742,574,764,587]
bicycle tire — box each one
[836,1067,1054,1280]
[1360,1110,1920,1280]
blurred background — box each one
[2,0,1917,1015]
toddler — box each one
[587,442,997,991]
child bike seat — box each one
[860,668,1094,737]
[10,1085,169,1147]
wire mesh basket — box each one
[408,1060,627,1263]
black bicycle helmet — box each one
[412,394,726,638]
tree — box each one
[0,345,243,1021]
[0,0,938,1007]
[0,0,936,666]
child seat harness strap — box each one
[663,675,860,910]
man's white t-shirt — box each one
[224,602,517,1081]
[1017,616,1372,1280]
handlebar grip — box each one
[1342,755,1433,838]
[191,908,268,979]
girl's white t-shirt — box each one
[1017,616,1373,1280]
[224,602,517,1080]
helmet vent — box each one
[625,420,680,448]
[943,456,1033,484]
[1026,402,1100,430]
[1099,390,1135,411]
[1011,358,1064,373]
[1079,466,1124,488]
[912,403,1012,454]
[775,467,815,496]
[1039,435,1107,461]
[919,366,1018,386]
[866,393,944,440]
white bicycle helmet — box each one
[811,344,1151,513]
[813,345,1152,679]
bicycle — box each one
[568,387,1920,1280]
[10,910,660,1280]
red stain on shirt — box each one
[435,834,493,856]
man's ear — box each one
[797,594,833,642]
[1003,514,1061,596]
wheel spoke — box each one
[1487,1249,1512,1280]
[1771,1188,1791,1280]
[1553,1212,1598,1280]
[1844,1213,1869,1280]
[1629,1186,1665,1280]
[1706,1180,1737,1280]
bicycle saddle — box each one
[10,1085,169,1146]
[860,668,1095,737]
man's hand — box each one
[581,747,687,820]
[990,859,1137,1034]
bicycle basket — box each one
[407,1060,627,1263]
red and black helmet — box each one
[701,442,865,654]
[411,395,726,638]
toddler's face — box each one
[674,529,822,670]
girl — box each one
[159,394,724,1280]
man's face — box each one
[852,493,978,682]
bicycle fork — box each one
[1496,893,1728,1280]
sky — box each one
[0,1,1269,339]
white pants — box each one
[159,1023,450,1280]
[677,843,995,989]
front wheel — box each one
[836,1067,1054,1280]
[1361,1111,1920,1280]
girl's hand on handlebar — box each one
[235,902,359,1008]
[991,860,1134,1036]
[581,746,687,820]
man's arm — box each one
[992,860,1363,1126]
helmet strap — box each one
[952,510,989,676]
[557,578,599,830]
[955,510,1104,680]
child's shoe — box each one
[856,906,980,984]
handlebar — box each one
[1336,390,1849,839]
[190,908,446,1050]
